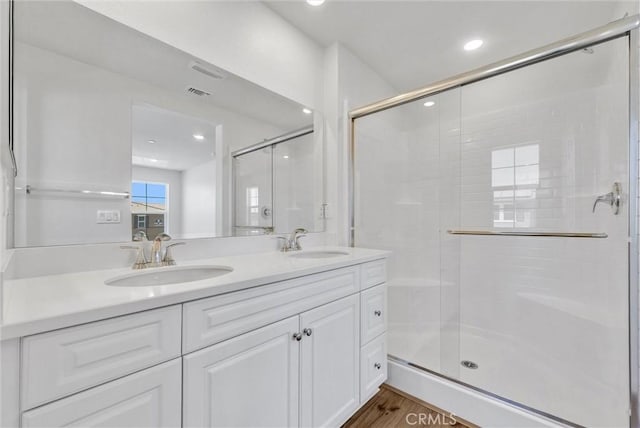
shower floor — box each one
[342,384,475,428]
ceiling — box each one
[132,105,216,171]
[264,0,637,93]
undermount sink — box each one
[288,250,350,259]
[105,265,233,287]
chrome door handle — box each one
[592,182,621,215]
[292,333,302,341]
[374,310,382,317]
[303,328,312,336]
[374,363,382,370]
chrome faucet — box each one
[278,228,308,252]
[150,233,172,267]
[122,232,186,269]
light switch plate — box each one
[97,210,121,224]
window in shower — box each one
[491,144,539,228]
[246,186,260,226]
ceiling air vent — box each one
[186,87,211,97]
[189,61,225,80]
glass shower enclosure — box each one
[352,30,634,426]
[232,128,322,236]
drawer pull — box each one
[303,328,313,337]
[374,310,382,317]
[293,333,303,341]
[374,362,382,370]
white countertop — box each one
[1,247,388,339]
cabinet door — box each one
[183,316,300,428]
[300,295,360,427]
[21,358,181,428]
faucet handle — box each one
[276,236,290,252]
[163,242,186,266]
[120,245,148,269]
[592,182,622,215]
[293,233,306,251]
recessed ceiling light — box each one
[423,101,435,107]
[464,39,483,51]
[193,134,205,140]
[283,155,289,159]
[302,108,313,115]
[306,0,325,6]
[147,139,156,144]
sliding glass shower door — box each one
[353,35,630,427]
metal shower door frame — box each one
[348,15,640,427]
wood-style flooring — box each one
[343,385,474,428]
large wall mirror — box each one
[11,0,324,247]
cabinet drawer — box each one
[21,306,182,410]
[360,333,387,403]
[360,284,386,345]
[183,266,359,353]
[22,358,182,428]
[360,259,386,290]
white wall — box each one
[182,160,216,239]
[74,0,324,110]
[322,43,398,245]
[132,166,182,237]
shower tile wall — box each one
[458,39,629,427]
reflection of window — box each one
[131,182,167,213]
[131,182,168,239]
[492,145,539,228]
[247,187,259,225]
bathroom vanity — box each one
[0,248,388,428]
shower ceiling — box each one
[264,0,637,92]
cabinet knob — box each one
[374,362,382,370]
[303,328,313,336]
[292,333,303,341]
[374,310,382,317]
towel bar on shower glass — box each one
[446,230,608,238]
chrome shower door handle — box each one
[592,182,621,215]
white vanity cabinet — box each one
[21,359,182,428]
[184,316,301,428]
[8,256,387,428]
[183,292,361,428]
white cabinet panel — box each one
[360,259,386,290]
[183,266,359,353]
[300,295,360,428]
[21,306,181,409]
[183,316,300,428]
[360,284,387,345]
[360,334,387,403]
[21,358,182,428]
